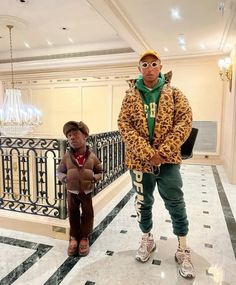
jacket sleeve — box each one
[158,87,192,159]
[56,155,67,183]
[93,156,103,174]
[118,91,155,162]
[92,155,103,182]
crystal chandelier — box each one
[0,25,42,137]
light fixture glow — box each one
[218,1,225,15]
[178,34,185,45]
[0,25,42,137]
[171,8,181,20]
[47,40,53,46]
[177,34,186,51]
[218,56,233,92]
[24,42,31,48]
[207,265,224,283]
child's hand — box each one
[58,173,67,184]
[93,173,102,183]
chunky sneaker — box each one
[79,238,90,256]
[135,233,156,263]
[67,239,78,256]
[175,247,196,279]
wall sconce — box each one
[218,57,233,92]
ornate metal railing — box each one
[88,131,125,194]
[0,131,126,219]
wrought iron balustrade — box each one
[0,131,126,219]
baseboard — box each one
[183,153,222,165]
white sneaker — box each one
[135,233,156,263]
[175,247,196,279]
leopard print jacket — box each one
[118,72,192,173]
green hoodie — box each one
[135,73,165,143]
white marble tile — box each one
[12,245,68,285]
[0,243,34,279]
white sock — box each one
[142,232,151,237]
[178,236,187,249]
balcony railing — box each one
[0,131,126,219]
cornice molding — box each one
[0,63,138,83]
[0,51,138,73]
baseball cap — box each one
[139,50,161,62]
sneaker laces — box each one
[139,235,152,253]
[182,249,193,269]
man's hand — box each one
[149,152,165,166]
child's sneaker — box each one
[79,238,90,256]
[67,238,78,256]
[175,247,195,279]
[135,233,156,262]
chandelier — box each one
[0,25,42,137]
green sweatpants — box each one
[130,164,189,236]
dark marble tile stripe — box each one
[0,236,45,249]
[212,165,236,258]
[44,187,135,285]
[0,238,52,285]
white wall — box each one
[10,79,129,138]
[220,46,236,183]
[163,57,223,122]
[164,56,223,155]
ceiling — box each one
[0,0,236,72]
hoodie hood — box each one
[135,72,165,93]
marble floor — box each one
[0,164,236,285]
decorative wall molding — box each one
[0,63,138,84]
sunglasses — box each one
[140,61,159,69]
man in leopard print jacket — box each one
[118,50,195,279]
